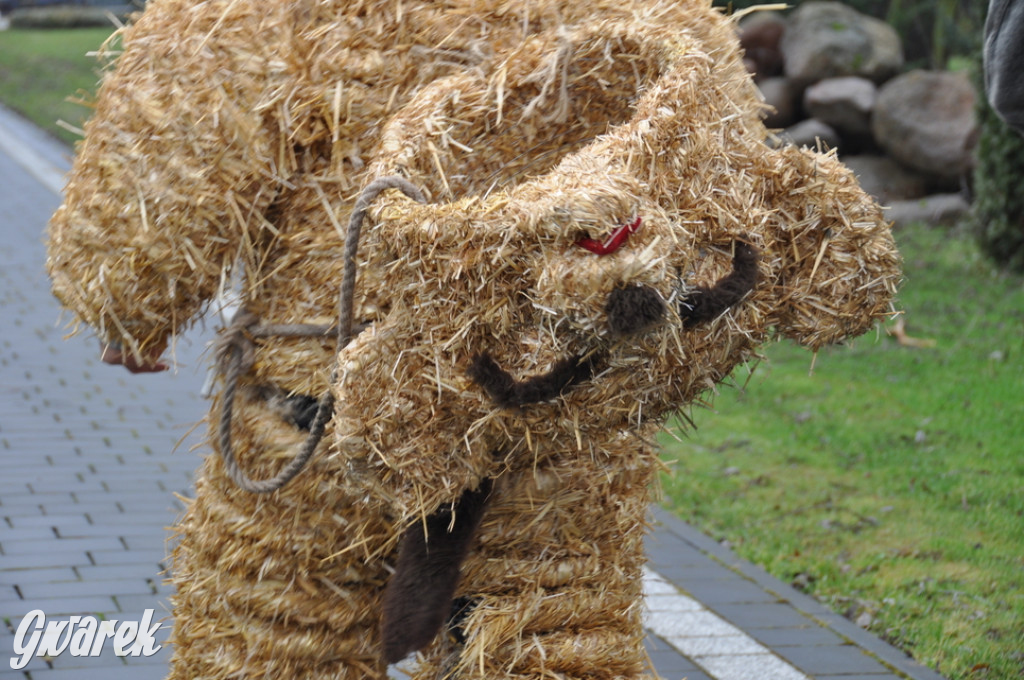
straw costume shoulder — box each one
[46,0,899,678]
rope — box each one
[340,176,426,345]
[216,176,426,493]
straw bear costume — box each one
[47,1,900,679]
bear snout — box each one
[605,284,667,337]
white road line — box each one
[0,109,67,196]
[644,567,809,680]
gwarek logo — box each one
[10,609,164,670]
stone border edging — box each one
[651,506,948,680]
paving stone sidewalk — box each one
[0,104,946,680]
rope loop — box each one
[216,175,426,493]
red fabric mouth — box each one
[575,216,642,255]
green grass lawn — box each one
[0,26,115,144]
[660,222,1024,679]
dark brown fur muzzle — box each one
[469,240,759,409]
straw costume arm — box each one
[46,1,282,360]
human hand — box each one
[100,341,169,373]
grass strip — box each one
[661,222,1024,680]
[0,27,115,145]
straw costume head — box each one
[46,0,899,678]
[340,17,899,515]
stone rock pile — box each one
[741,1,975,226]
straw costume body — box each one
[47,1,901,679]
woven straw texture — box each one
[46,0,900,678]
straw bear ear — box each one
[763,147,900,349]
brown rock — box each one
[739,11,787,80]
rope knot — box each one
[214,175,425,494]
[215,308,260,376]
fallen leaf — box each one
[887,317,937,348]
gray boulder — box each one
[781,2,903,85]
[872,70,978,180]
[759,77,800,128]
[885,193,971,228]
[841,155,929,203]
[803,76,877,135]
[775,118,841,151]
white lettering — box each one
[127,609,163,656]
[90,619,118,656]
[10,610,44,670]
[8,610,164,668]
[68,617,98,656]
[113,621,137,656]
[37,617,78,657]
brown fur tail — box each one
[381,480,493,664]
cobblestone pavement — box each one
[0,104,945,680]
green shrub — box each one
[9,6,134,29]
[971,69,1024,273]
